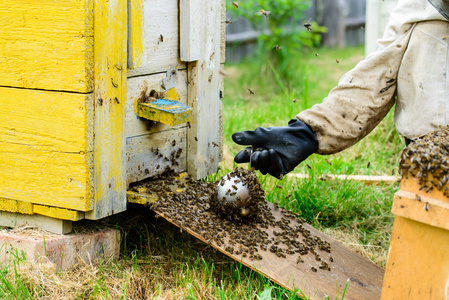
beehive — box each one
[381,125,449,299]
[0,0,225,233]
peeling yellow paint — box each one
[129,0,144,68]
[33,204,84,221]
[86,0,127,219]
[0,0,94,92]
[0,198,33,215]
[0,88,91,211]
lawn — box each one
[0,45,402,299]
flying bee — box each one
[257,9,270,17]
[325,158,332,165]
[366,162,371,168]
[336,59,340,64]
[304,22,312,31]
[276,185,282,189]
[248,88,255,95]
[273,44,281,51]
[224,20,233,24]
[306,164,312,169]
[292,98,298,103]
[232,1,239,8]
[315,52,319,57]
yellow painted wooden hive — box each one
[381,125,449,299]
[0,0,226,233]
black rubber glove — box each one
[232,119,318,179]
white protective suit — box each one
[296,0,449,155]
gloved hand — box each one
[232,119,318,179]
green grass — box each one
[0,45,400,299]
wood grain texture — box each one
[180,0,201,61]
[127,0,186,77]
[156,201,384,299]
[381,216,449,299]
[0,87,92,211]
[186,0,222,179]
[126,71,188,137]
[86,0,127,220]
[126,128,187,186]
[0,211,72,234]
[0,0,94,92]
[33,204,85,221]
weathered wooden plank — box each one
[180,0,201,62]
[125,70,188,137]
[220,0,226,64]
[187,0,222,179]
[86,0,127,220]
[0,211,72,235]
[127,0,186,77]
[0,88,92,211]
[288,174,401,185]
[33,204,85,222]
[0,87,92,153]
[0,0,94,92]
[0,142,91,211]
[135,99,192,126]
[126,128,187,185]
[128,0,144,69]
[151,198,384,299]
[0,198,33,215]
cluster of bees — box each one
[399,125,449,197]
[150,144,183,168]
[136,167,333,273]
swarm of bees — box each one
[131,167,333,272]
[398,125,449,197]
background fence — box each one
[225,0,367,62]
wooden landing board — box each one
[128,174,384,299]
[155,203,384,299]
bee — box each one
[292,98,298,103]
[208,74,213,82]
[416,194,421,202]
[248,88,255,95]
[273,44,281,51]
[443,35,447,41]
[257,9,270,17]
[325,158,332,165]
[172,140,176,147]
[194,137,198,141]
[391,169,395,175]
[159,34,164,42]
[315,52,319,57]
[306,164,312,169]
[224,20,233,24]
[424,202,429,211]
[232,1,239,8]
[311,267,317,272]
[335,59,340,64]
[304,22,312,31]
[366,162,371,168]
[212,142,219,147]
[210,52,215,60]
[276,185,282,189]
[187,122,191,129]
[330,256,334,262]
[285,194,292,199]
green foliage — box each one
[227,0,327,84]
